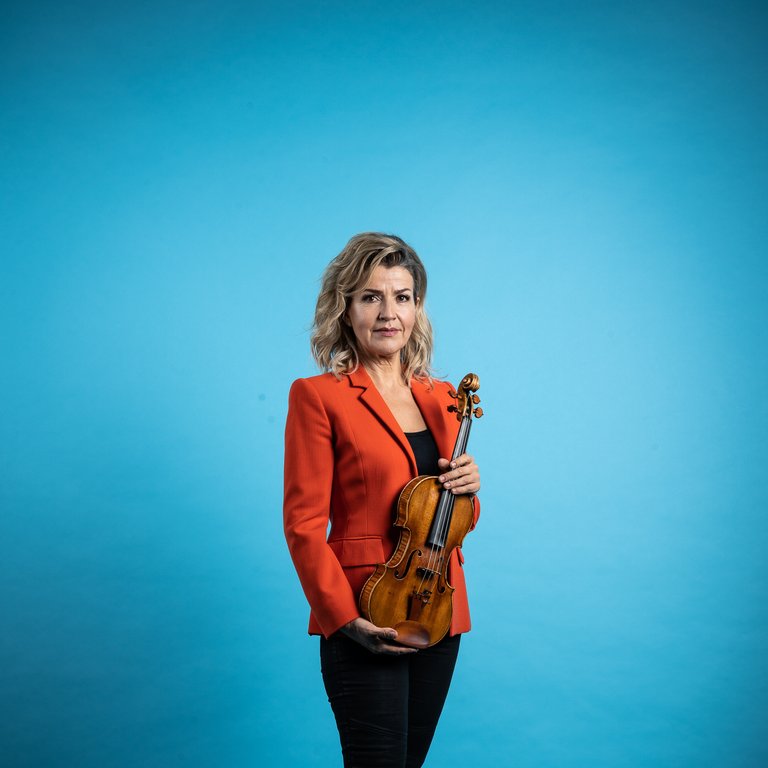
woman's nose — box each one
[378,298,396,319]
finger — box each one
[383,646,419,655]
[372,626,420,654]
[357,619,394,637]
[438,465,463,483]
[440,466,475,485]
[359,626,402,650]
[375,642,419,655]
[446,470,480,492]
[439,455,474,476]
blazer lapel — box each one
[347,367,418,475]
[411,378,454,462]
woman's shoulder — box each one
[288,372,348,399]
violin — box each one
[359,373,483,649]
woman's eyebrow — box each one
[360,287,412,295]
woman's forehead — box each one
[360,265,414,291]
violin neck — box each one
[427,414,472,548]
[450,414,472,462]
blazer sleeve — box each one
[283,378,361,637]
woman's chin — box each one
[364,347,405,364]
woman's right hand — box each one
[340,617,419,655]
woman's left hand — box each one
[438,453,480,495]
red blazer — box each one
[283,366,480,638]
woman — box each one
[284,233,481,767]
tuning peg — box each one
[473,407,483,418]
[472,394,480,404]
[447,405,458,413]
[448,389,458,399]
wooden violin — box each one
[359,373,483,648]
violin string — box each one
[437,413,472,593]
[419,479,453,596]
[419,411,471,600]
[417,427,458,597]
[423,436,458,595]
[419,489,448,594]
[413,389,475,610]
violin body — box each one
[359,372,482,649]
[359,476,475,648]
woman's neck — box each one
[362,359,408,393]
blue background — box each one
[2,1,767,766]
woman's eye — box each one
[397,294,411,302]
[362,294,379,302]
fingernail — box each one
[438,476,445,482]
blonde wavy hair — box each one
[311,232,434,382]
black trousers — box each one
[319,632,461,768]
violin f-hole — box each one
[394,548,423,580]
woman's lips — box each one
[374,328,399,336]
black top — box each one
[404,429,441,476]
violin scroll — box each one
[447,372,482,422]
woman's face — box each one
[345,265,418,364]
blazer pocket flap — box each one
[328,536,385,567]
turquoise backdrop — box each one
[2,1,766,766]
